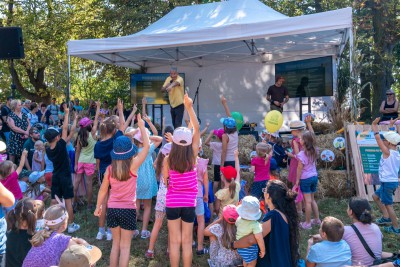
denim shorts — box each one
[300,176,318,194]
[375,182,399,205]
[195,197,204,216]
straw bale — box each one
[315,133,346,170]
[317,169,354,199]
[312,122,335,134]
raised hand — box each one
[372,117,380,125]
[183,93,193,108]
[164,132,173,143]
[132,104,138,113]
[143,114,151,122]
[220,95,227,104]
[96,100,101,109]
[142,97,147,105]
[117,98,123,111]
[137,113,144,128]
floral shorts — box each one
[155,183,167,212]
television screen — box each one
[275,56,333,97]
[130,73,185,105]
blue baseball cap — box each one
[220,117,236,129]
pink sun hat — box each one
[79,117,92,128]
[213,128,224,140]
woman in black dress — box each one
[7,100,30,163]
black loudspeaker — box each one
[0,27,25,60]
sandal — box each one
[196,248,209,255]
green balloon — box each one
[231,111,244,131]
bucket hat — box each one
[110,136,137,160]
[236,196,262,221]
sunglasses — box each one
[32,130,39,134]
[387,93,394,96]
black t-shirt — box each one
[46,138,71,179]
[1,105,11,132]
[6,229,33,267]
[36,110,43,123]
[267,85,289,103]
[23,138,35,168]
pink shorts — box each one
[76,163,96,176]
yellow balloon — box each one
[264,110,283,133]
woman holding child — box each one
[234,180,299,267]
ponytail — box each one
[6,198,37,235]
[229,179,236,199]
[30,229,53,247]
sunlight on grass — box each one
[74,197,400,267]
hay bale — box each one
[238,135,257,165]
[312,122,335,134]
[317,169,354,198]
[315,133,346,170]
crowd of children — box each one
[0,92,399,267]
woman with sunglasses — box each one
[380,89,399,122]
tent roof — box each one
[67,0,352,69]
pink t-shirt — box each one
[107,166,137,209]
[1,171,23,200]
[297,151,317,179]
[166,168,198,208]
[343,222,382,266]
[196,158,209,197]
[251,157,271,182]
[210,142,222,165]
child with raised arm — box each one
[236,196,265,267]
[44,104,79,233]
[220,96,238,168]
[94,114,149,267]
[135,114,163,239]
[371,118,400,234]
[162,94,200,267]
[74,100,100,209]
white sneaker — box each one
[67,223,80,234]
[96,231,105,240]
[106,232,112,241]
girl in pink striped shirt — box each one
[163,94,200,267]
[94,114,149,267]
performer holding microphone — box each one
[161,67,185,128]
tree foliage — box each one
[0,0,399,117]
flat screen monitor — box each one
[275,56,333,97]
[130,73,185,105]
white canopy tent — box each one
[67,0,353,130]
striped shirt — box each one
[166,168,198,208]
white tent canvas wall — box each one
[67,0,352,130]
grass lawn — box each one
[74,198,400,267]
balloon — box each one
[264,110,283,133]
[231,111,244,131]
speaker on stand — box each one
[0,27,25,97]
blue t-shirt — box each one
[307,240,352,267]
[94,130,123,174]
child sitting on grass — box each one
[306,216,351,267]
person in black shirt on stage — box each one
[266,76,289,113]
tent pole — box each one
[349,27,353,75]
[67,55,71,104]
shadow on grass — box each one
[74,197,400,267]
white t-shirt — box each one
[210,142,222,165]
[379,149,400,182]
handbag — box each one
[351,224,398,265]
